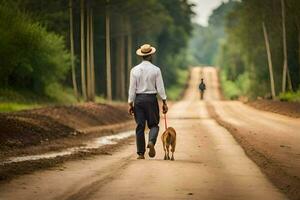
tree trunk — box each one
[90,7,95,101]
[69,0,79,101]
[126,19,132,94]
[281,0,292,92]
[287,67,293,91]
[105,2,112,101]
[262,22,276,99]
[86,2,91,101]
[298,26,300,82]
[116,41,121,99]
[80,0,87,101]
[120,19,126,101]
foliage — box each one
[220,71,250,99]
[279,90,300,102]
[218,0,300,99]
[166,68,189,101]
[0,0,194,104]
[188,0,238,65]
[0,3,71,97]
[0,103,42,113]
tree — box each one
[89,5,95,100]
[105,1,112,101]
[0,3,70,97]
[262,22,276,98]
[69,0,79,101]
[80,0,87,101]
[281,0,289,92]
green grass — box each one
[0,102,43,112]
[0,68,190,112]
[166,68,189,101]
[0,87,110,113]
[220,71,250,100]
[0,87,78,112]
[279,90,300,102]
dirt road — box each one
[0,67,290,199]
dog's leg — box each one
[171,145,175,161]
[164,151,167,160]
[162,140,167,160]
[166,144,170,160]
[171,141,176,161]
[162,136,167,160]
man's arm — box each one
[162,99,168,114]
[156,69,168,114]
[128,70,136,115]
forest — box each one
[1,0,299,111]
[189,0,300,101]
[0,0,194,111]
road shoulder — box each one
[207,102,300,200]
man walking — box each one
[128,44,168,159]
[199,78,206,100]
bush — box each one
[166,68,189,100]
[279,90,300,102]
[0,3,70,97]
[220,70,250,100]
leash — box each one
[164,113,168,131]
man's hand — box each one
[128,103,134,116]
[162,100,168,114]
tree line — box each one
[0,0,194,102]
[218,0,300,99]
[189,0,300,100]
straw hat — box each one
[136,44,156,56]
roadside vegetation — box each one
[189,0,300,102]
[0,0,194,112]
[166,68,189,101]
[279,90,300,102]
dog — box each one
[161,127,176,160]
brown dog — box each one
[161,127,176,160]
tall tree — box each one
[262,22,276,98]
[89,5,95,101]
[105,0,112,101]
[281,0,292,92]
[126,19,132,91]
[80,0,87,101]
[86,1,91,101]
[69,0,79,100]
[119,17,126,100]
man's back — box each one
[199,82,206,91]
[131,60,160,94]
[128,60,166,103]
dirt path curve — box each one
[0,67,286,200]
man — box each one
[128,44,168,159]
[199,78,206,100]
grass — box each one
[0,68,190,112]
[220,71,250,100]
[220,71,240,100]
[0,87,78,112]
[0,102,42,112]
[166,68,189,101]
[0,87,110,113]
[279,90,300,102]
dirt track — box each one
[1,67,297,199]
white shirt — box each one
[128,61,167,103]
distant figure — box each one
[198,78,206,100]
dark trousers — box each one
[134,94,160,155]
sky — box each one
[189,0,228,26]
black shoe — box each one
[147,142,156,158]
